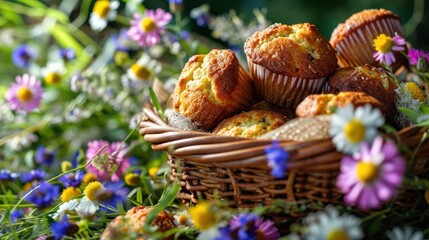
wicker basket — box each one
[140,106,429,208]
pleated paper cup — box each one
[333,17,404,69]
[248,59,326,109]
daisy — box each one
[51,199,80,220]
[373,33,406,66]
[89,0,120,31]
[126,53,161,82]
[42,62,66,85]
[330,104,384,154]
[336,136,406,210]
[127,8,172,48]
[386,227,423,240]
[303,205,363,240]
[174,210,194,227]
[6,74,43,113]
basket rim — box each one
[140,106,429,170]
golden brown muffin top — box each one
[324,65,397,122]
[244,23,337,79]
[174,49,240,106]
[213,110,288,138]
[330,9,400,46]
[173,49,254,130]
[296,92,386,117]
[101,206,176,240]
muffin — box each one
[101,206,176,240]
[244,23,337,109]
[330,9,406,71]
[173,49,254,130]
[296,92,386,117]
[324,65,397,123]
[213,110,289,138]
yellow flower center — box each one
[124,173,141,186]
[327,229,350,240]
[404,82,425,102]
[61,187,82,202]
[188,202,218,230]
[83,173,98,184]
[44,72,61,85]
[148,167,159,177]
[141,18,157,32]
[356,161,379,183]
[93,0,110,18]
[373,34,394,53]
[84,181,104,201]
[343,119,366,143]
[17,87,33,102]
[131,63,151,80]
[177,214,189,225]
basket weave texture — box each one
[140,107,429,208]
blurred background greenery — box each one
[147,0,428,50]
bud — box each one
[169,0,183,13]
[417,57,429,73]
[61,161,72,173]
[124,172,141,186]
[114,51,130,66]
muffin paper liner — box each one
[334,17,403,67]
[248,59,325,109]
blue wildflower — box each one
[168,0,183,3]
[230,213,259,240]
[59,48,75,62]
[215,226,233,240]
[26,182,60,209]
[112,29,133,52]
[35,146,56,165]
[264,142,289,178]
[21,169,46,183]
[99,181,128,211]
[50,215,78,240]
[59,171,84,188]
[12,44,36,69]
[0,170,20,181]
[10,209,24,223]
[190,5,211,27]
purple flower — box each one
[35,146,56,165]
[229,213,280,240]
[0,170,20,181]
[6,74,43,113]
[112,29,133,52]
[21,169,46,183]
[190,5,211,27]
[168,0,183,3]
[373,34,406,66]
[59,171,84,188]
[26,182,60,209]
[85,140,130,182]
[408,49,429,65]
[10,209,24,223]
[127,9,172,48]
[59,48,75,61]
[337,136,406,210]
[12,44,36,69]
[264,142,289,178]
[50,215,77,240]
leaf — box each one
[149,87,165,120]
[420,104,429,114]
[143,183,179,229]
[399,107,420,123]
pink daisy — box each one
[6,74,42,113]
[85,140,130,182]
[336,136,406,210]
[373,34,406,66]
[127,8,172,48]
